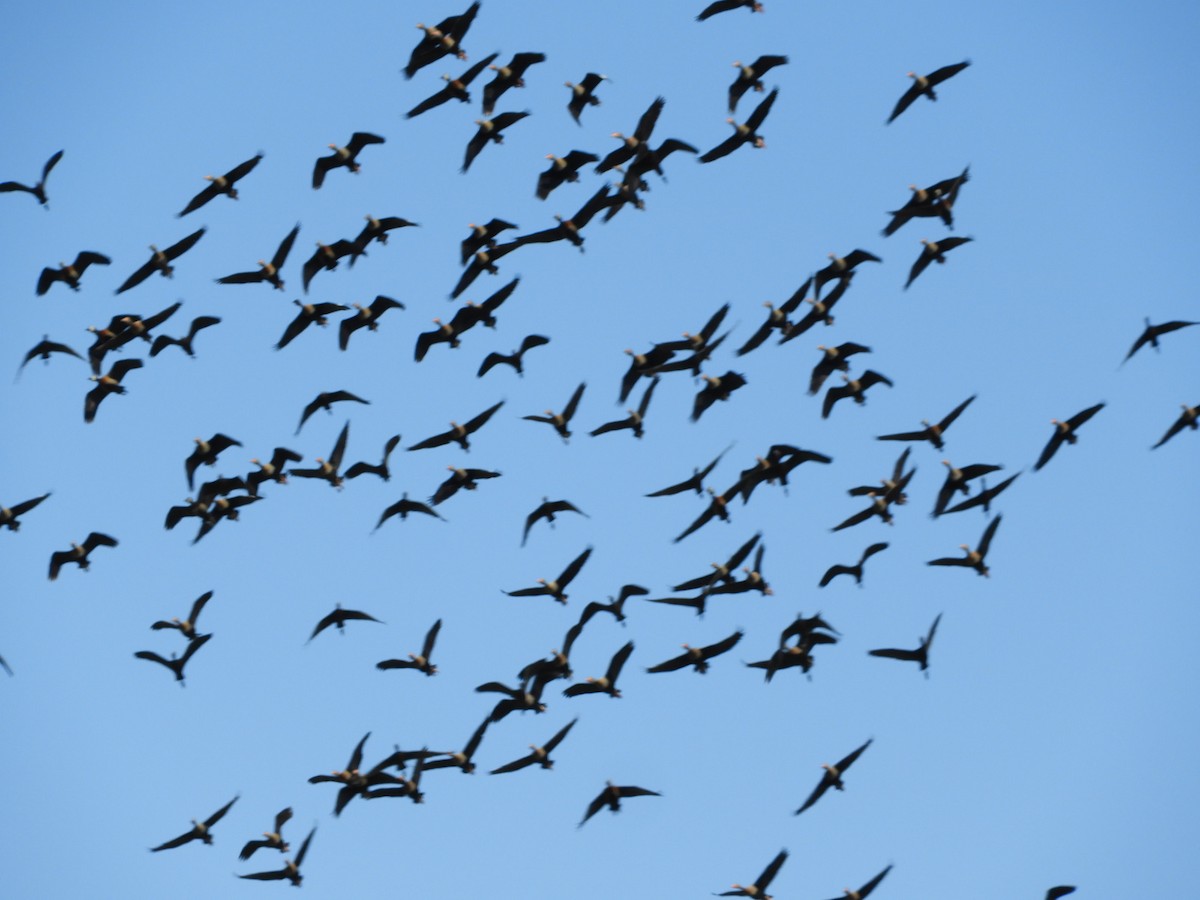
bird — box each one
[719,848,788,898]
[149,795,238,851]
[728,55,788,112]
[888,60,971,123]
[376,619,441,676]
[407,400,505,453]
[692,371,747,421]
[700,87,778,163]
[1045,888,1077,900]
[296,390,369,435]
[578,780,660,826]
[590,377,658,439]
[422,718,490,774]
[37,251,111,295]
[941,471,1021,516]
[246,447,304,496]
[150,591,212,641]
[115,227,205,293]
[904,236,973,289]
[645,444,732,497]
[306,732,395,812]
[1,492,51,532]
[184,434,242,489]
[344,434,402,482]
[794,738,872,815]
[511,184,613,252]
[134,632,213,685]
[301,240,357,292]
[575,585,649,629]
[537,150,599,200]
[1122,318,1197,363]
[339,296,405,350]
[17,339,82,380]
[238,826,315,887]
[927,515,1002,577]
[882,166,970,236]
[489,718,577,774]
[48,531,118,580]
[822,370,893,419]
[405,53,498,118]
[0,655,11,676]
[430,466,502,505]
[869,614,941,675]
[877,394,976,450]
[932,460,1005,517]
[312,132,385,188]
[349,214,419,265]
[289,421,351,489]
[564,640,634,698]
[779,272,857,341]
[403,2,479,79]
[476,680,548,722]
[566,72,607,123]
[83,358,143,423]
[461,218,519,264]
[646,630,743,674]
[673,533,760,594]
[846,447,915,509]
[275,301,349,350]
[673,487,737,543]
[478,334,550,377]
[149,315,221,358]
[462,112,531,173]
[813,249,882,298]
[736,278,814,356]
[1,149,63,206]
[522,498,589,547]
[1034,403,1105,470]
[416,281,517,361]
[808,342,872,395]
[505,546,593,604]
[481,52,546,115]
[308,604,384,642]
[824,863,893,900]
[1152,403,1199,449]
[177,153,262,216]
[375,493,445,528]
[91,302,183,357]
[697,0,764,21]
[523,382,586,441]
[819,542,889,587]
[596,97,665,174]
[215,223,299,290]
[707,542,772,597]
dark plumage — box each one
[17,339,82,378]
[404,2,479,79]
[824,864,893,900]
[134,632,212,685]
[1034,403,1105,471]
[888,60,971,124]
[719,848,788,899]
[822,370,893,419]
[877,394,975,450]
[564,639,634,699]
[451,242,519,298]
[932,460,1005,517]
[177,153,262,216]
[819,542,888,587]
[405,53,498,118]
[590,377,658,439]
[511,184,612,252]
[350,214,419,265]
[927,515,1002,577]
[478,334,550,377]
[462,112,530,173]
[882,166,970,236]
[37,251,111,295]
[184,434,242,489]
[505,546,593,604]
[808,342,872,395]
[115,228,205,294]
[430,466,501,506]
[1,149,63,206]
[339,296,405,351]
[904,236,973,289]
[238,807,293,861]
[276,301,349,350]
[312,132,385,189]
[566,73,607,123]
[289,421,351,490]
[308,604,384,642]
[481,52,546,116]
[596,97,665,173]
[522,498,589,546]
[697,0,763,21]
[646,630,742,674]
[490,718,577,775]
[523,381,586,441]
[238,826,315,887]
[941,471,1021,516]
[376,619,441,676]
[1153,403,1199,449]
[301,240,357,292]
[692,371,747,421]
[296,390,369,435]
[673,487,737,543]
[1122,318,1197,363]
[344,434,402,481]
[794,738,872,815]
[578,780,660,826]
[149,795,238,851]
[375,493,445,529]
[150,591,212,641]
[407,400,505,452]
[537,150,599,200]
[699,87,778,163]
[461,218,518,264]
[246,447,304,496]
[673,532,760,593]
[1,492,51,532]
[728,55,788,112]
[215,223,299,290]
[85,358,143,423]
[813,249,881,299]
[869,614,941,675]
[645,445,731,497]
[149,315,221,358]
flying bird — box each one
[339,296,405,350]
[215,223,299,290]
[1,492,51,532]
[115,227,205,294]
[238,826,315,887]
[578,780,660,826]
[941,471,1021,516]
[150,591,213,641]
[134,632,213,685]
[1,149,63,206]
[932,460,1004,517]
[423,718,491,774]
[407,400,505,452]
[564,640,634,699]
[719,848,788,899]
[511,184,613,252]
[1045,888,1077,900]
[37,251,111,295]
[822,370,893,419]
[17,339,82,378]
[308,604,384,642]
[597,97,666,173]
[819,542,888,587]
[888,60,971,123]
[505,546,593,604]
[645,444,731,498]
[149,315,221,358]
[375,493,446,529]
[1122,318,1197,363]
[697,0,764,21]
[692,371,747,421]
[700,87,778,163]
[823,863,893,900]
[344,434,402,482]
[566,72,607,123]
[1152,403,1199,449]
[673,532,760,594]
[869,614,941,675]
[403,2,479,79]
[405,53,498,118]
[728,55,788,112]
[349,214,419,265]
[523,381,586,441]
[673,487,737,543]
[246,447,304,496]
[183,435,242,490]
[461,218,518,264]
[1034,403,1105,470]
[478,334,550,377]
[882,166,970,236]
[430,466,502,505]
[48,531,118,580]
[927,515,1002,577]
[301,240,357,292]
[877,394,976,450]
[736,278,813,356]
[490,718,577,775]
[276,301,349,350]
[290,421,351,489]
[808,342,872,395]
[813,249,882,298]
[83,358,143,423]
[522,498,589,546]
[646,630,743,675]
[296,390,369,435]
[177,153,262,216]
[462,112,531,173]
[149,795,238,851]
[537,150,599,200]
[590,377,659,439]
[313,132,385,188]
[377,619,441,676]
[481,52,546,115]
[904,236,973,289]
[794,738,872,815]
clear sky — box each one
[2,2,1197,897]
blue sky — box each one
[2,1,1197,897]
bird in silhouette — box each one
[736,277,813,356]
[301,240,357,292]
[794,738,872,815]
[522,499,589,546]
[1045,888,1077,900]
[575,585,649,629]
[377,619,441,676]
[697,0,763,21]
[941,471,1021,516]
[932,460,1004,517]
[1,149,63,206]
[927,515,1002,577]
[345,434,401,481]
[869,614,941,676]
[578,781,660,826]
[462,112,531,173]
[17,338,83,379]
[728,55,788,112]
[349,215,419,265]
[134,632,213,685]
[178,153,262,216]
[596,97,665,173]
[1122,318,1197,363]
[824,863,893,900]
[888,60,971,123]
[813,249,881,298]
[692,371,747,421]
[461,218,518,264]
[149,795,238,851]
[673,487,738,543]
[646,445,732,498]
[719,848,788,898]
[408,400,505,453]
[375,493,445,529]
[150,591,213,641]
[478,334,550,377]
[482,52,546,115]
[647,630,743,675]
[566,73,608,123]
[537,150,599,200]
[524,381,586,441]
[490,718,577,775]
[779,272,857,341]
[339,296,405,351]
[1034,403,1105,470]
[729,446,833,504]
[1,492,51,532]
[115,228,205,294]
[882,166,970,236]
[149,315,221,358]
[238,826,315,887]
[290,422,351,489]
[700,88,778,163]
[184,434,242,490]
[511,184,612,252]
[403,2,479,78]
[904,236,972,289]
[505,547,593,604]
[476,679,548,722]
[246,447,304,496]
[430,466,501,505]
[296,390,369,435]
[1152,403,1198,449]
[49,531,118,580]
[423,718,491,774]
[819,542,888,587]
[405,53,498,118]
[276,301,349,350]
[313,132,385,188]
[215,223,298,290]
[564,640,634,698]
[590,377,658,439]
[877,394,975,450]
[822,370,893,419]
[37,251,111,295]
[808,342,872,395]
[308,604,384,642]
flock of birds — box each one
[5,1,1195,897]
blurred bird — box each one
[301,240,357,292]
[719,848,788,899]
[822,370,893,419]
[578,781,660,826]
[813,249,881,298]
[37,251,111,295]
[339,296,405,350]
[728,55,788,112]
[490,718,577,775]
[645,444,732,497]
[377,619,441,676]
[1034,403,1105,470]
[313,132,385,188]
[888,60,971,123]
[590,377,658,439]
[564,640,634,699]
[246,447,304,496]
[296,390,369,435]
[482,52,546,115]
[1045,888,1077,900]
[84,359,143,423]
[537,150,599,200]
[505,546,593,604]
[869,615,941,676]
[430,466,502,505]
[932,459,1004,517]
[736,277,813,356]
[820,542,888,587]
[824,863,893,900]
[904,236,973,289]
[238,826,315,887]
[308,604,384,642]
[524,381,586,441]
[927,515,1002,577]
[149,315,221,358]
[882,166,970,236]
[345,434,401,481]
[522,498,589,546]
[276,301,349,350]
[462,112,531,173]
[375,493,446,529]
[808,342,872,395]
[794,738,872,814]
[177,153,262,216]
[877,394,976,450]
[699,87,778,163]
[692,371,747,421]
[1,149,63,206]
[478,334,550,377]
[405,53,498,118]
[215,223,298,290]
[596,97,665,174]
[17,339,82,379]
[48,531,117,580]
[185,434,242,489]
[149,795,238,851]
[1122,318,1197,363]
[566,73,608,123]
[1152,403,1199,449]
[150,591,212,641]
[941,471,1021,516]
[512,184,612,252]
[1,492,51,532]
[115,228,205,294]
[673,487,737,543]
[423,718,490,774]
[404,2,479,79]
[290,421,351,490]
[646,630,743,674]
[408,400,505,452]
[461,218,518,264]
[349,214,419,265]
[697,0,764,21]
[134,632,212,685]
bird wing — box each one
[115,256,161,294]
[604,640,635,682]
[557,546,593,588]
[646,650,693,673]
[1033,432,1066,471]
[239,839,270,861]
[407,428,454,451]
[347,132,386,154]
[794,776,831,815]
[204,794,239,827]
[150,829,196,852]
[744,86,779,131]
[177,181,220,217]
[327,422,350,470]
[887,80,925,124]
[165,228,206,261]
[238,869,288,882]
[188,591,213,625]
[868,646,921,662]
[1066,402,1105,431]
[977,515,1002,557]
[271,223,300,269]
[82,531,119,552]
[854,863,894,898]
[835,739,872,773]
[490,752,537,775]
[699,131,744,164]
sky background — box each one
[1,1,1197,897]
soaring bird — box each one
[115,228,205,294]
[728,55,788,112]
[512,184,612,252]
[344,434,402,481]
[813,249,881,298]
[932,460,1005,517]
[423,718,491,774]
[462,112,530,173]
[645,445,731,498]
[490,718,577,774]
[692,371,747,421]
[308,604,384,642]
[1152,403,1199,449]
[806,342,872,395]
[819,542,888,587]
[719,848,788,899]
[877,394,976,450]
[84,359,143,423]
[822,370,893,419]
[736,278,813,356]
[461,218,518,264]
[700,87,778,163]
[927,515,1002,577]
[575,585,648,628]
[377,619,442,676]
[941,471,1021,516]
[578,780,660,826]
[246,447,304,496]
[17,339,82,378]
[48,532,117,580]
[134,632,213,685]
[476,679,548,722]
[150,796,238,851]
[238,826,315,887]
[564,640,635,699]
[403,2,480,79]
[91,303,182,357]
[524,381,586,441]
[673,487,737,543]
[149,315,221,358]
[522,499,589,547]
[1,149,63,206]
[482,52,546,115]
[1,492,51,532]
[590,377,658,439]
[1122,318,1197,363]
[312,132,385,188]
[647,630,743,675]
[338,296,405,351]
[150,591,213,641]
[566,73,607,123]
[296,390,369,435]
[794,738,872,815]
[882,166,970,236]
[823,863,893,900]
[452,242,520,298]
[177,153,262,216]
[887,60,971,123]
[184,434,242,490]
[239,806,294,861]
[697,0,764,21]
[375,493,445,529]
[276,301,349,350]
[1034,403,1105,470]
[430,466,502,505]
[596,97,666,173]
[904,236,973,289]
[349,214,419,264]
[673,533,760,594]
[407,400,505,452]
[215,223,299,290]
[869,614,941,675]
[37,251,111,295]
[290,421,351,489]
[537,150,599,200]
[478,334,550,377]
[405,53,498,118]
[779,271,857,341]
[505,546,593,604]
[301,240,357,292]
